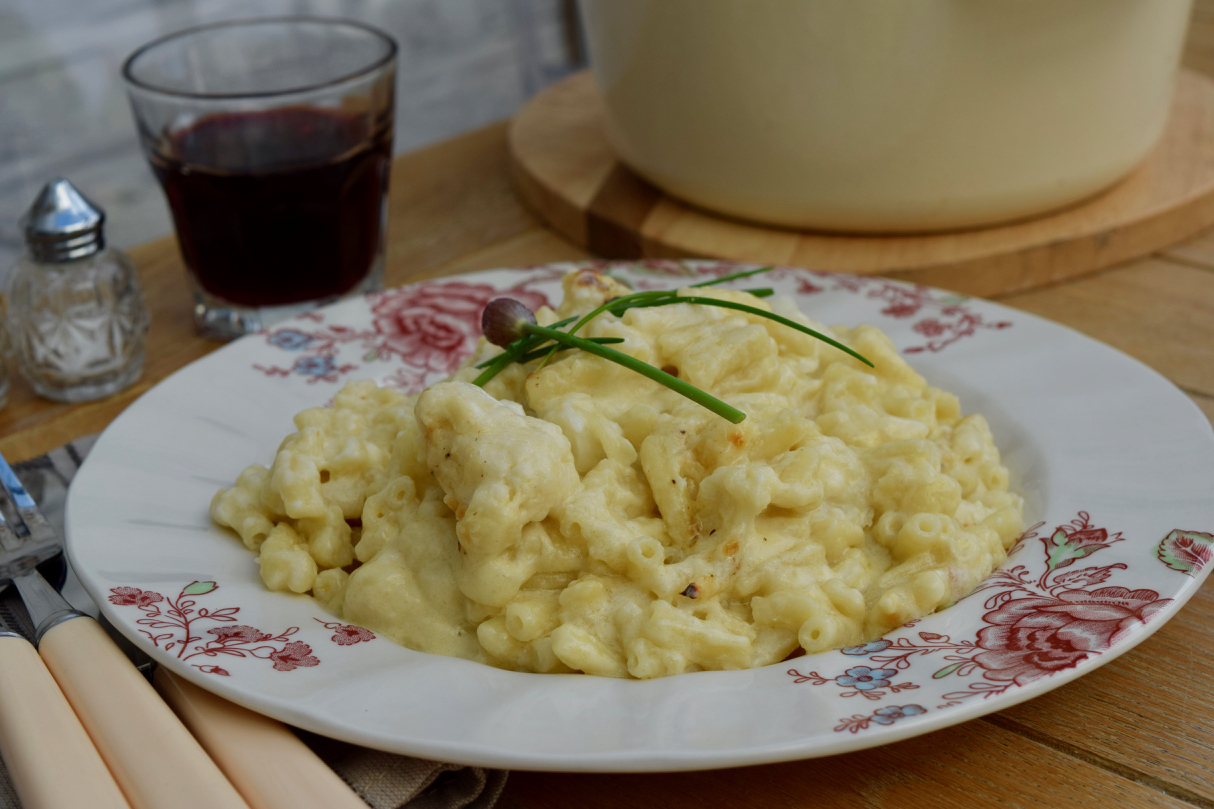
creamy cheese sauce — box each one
[212,270,1023,678]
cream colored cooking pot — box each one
[578,0,1193,232]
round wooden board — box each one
[509,69,1214,297]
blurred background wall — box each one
[0,0,584,282]
[5,0,1214,287]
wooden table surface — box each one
[2,120,1213,809]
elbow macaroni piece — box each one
[211,269,1024,678]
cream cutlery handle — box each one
[38,616,251,809]
[0,635,130,809]
[154,668,368,809]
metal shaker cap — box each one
[22,178,105,262]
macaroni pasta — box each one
[212,270,1023,678]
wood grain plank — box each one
[507,71,615,247]
[986,577,1214,805]
[587,164,662,258]
[1159,225,1214,268]
[1191,391,1214,425]
[387,121,538,287]
[1183,0,1214,79]
[511,69,1214,298]
[642,196,800,267]
[500,720,1192,809]
[997,257,1214,397]
[411,227,591,282]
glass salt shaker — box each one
[7,179,149,402]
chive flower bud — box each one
[482,298,537,347]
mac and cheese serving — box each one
[212,270,1023,678]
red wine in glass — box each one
[151,107,391,308]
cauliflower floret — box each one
[415,381,581,559]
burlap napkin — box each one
[0,437,507,809]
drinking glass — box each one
[123,17,396,340]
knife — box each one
[0,607,129,809]
[153,668,370,809]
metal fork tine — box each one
[0,460,61,579]
[0,503,23,552]
[0,456,56,545]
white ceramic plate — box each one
[66,261,1214,772]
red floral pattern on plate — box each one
[790,511,1187,720]
[249,260,1011,394]
[971,586,1166,684]
[108,581,320,675]
[577,261,1010,355]
[770,267,1013,353]
[268,641,321,672]
[315,618,376,645]
[109,586,165,608]
[252,270,558,391]
[369,281,546,373]
[1156,529,1214,576]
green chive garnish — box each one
[473,267,873,423]
[629,296,873,367]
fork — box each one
[1,452,371,809]
[0,465,128,808]
[0,451,250,809]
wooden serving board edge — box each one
[509,69,1214,298]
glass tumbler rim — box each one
[121,15,397,101]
